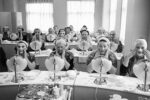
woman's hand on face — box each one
[24,50,28,59]
[123,49,136,67]
[144,49,150,59]
[127,49,136,59]
[62,50,66,59]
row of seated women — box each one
[0,25,123,53]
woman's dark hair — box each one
[32,28,42,36]
[82,25,87,29]
[65,27,71,35]
[80,29,89,35]
[58,29,65,35]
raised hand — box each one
[123,49,136,67]
[144,49,150,60]
[127,49,136,59]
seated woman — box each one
[7,40,36,71]
[2,25,11,41]
[109,30,123,53]
[53,25,59,35]
[65,27,72,42]
[28,28,45,51]
[86,37,117,74]
[16,26,30,42]
[49,39,74,71]
[69,25,78,42]
[45,28,57,43]
[76,30,92,51]
[121,39,150,77]
[93,27,106,39]
[56,29,66,40]
[32,28,43,41]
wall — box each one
[0,0,3,11]
[123,0,150,54]
[0,12,12,31]
[3,0,18,12]
[53,0,67,29]
[3,0,13,12]
[148,23,150,50]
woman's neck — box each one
[135,55,144,60]
[97,50,107,56]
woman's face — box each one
[81,31,88,40]
[17,28,23,32]
[34,29,41,35]
[48,28,54,34]
[98,29,105,35]
[58,30,65,37]
[17,43,27,54]
[135,43,145,57]
[53,26,58,32]
[56,43,66,55]
[110,32,116,40]
[65,28,71,34]
[97,41,109,55]
[3,27,9,32]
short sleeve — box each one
[108,51,117,68]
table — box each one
[70,50,92,72]
[30,49,123,73]
[29,49,52,70]
[70,50,123,73]
[30,50,92,71]
[0,71,149,100]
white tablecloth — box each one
[0,71,149,97]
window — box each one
[102,0,128,44]
[120,0,128,44]
[67,0,95,32]
[109,0,117,31]
[102,0,117,31]
[26,1,53,33]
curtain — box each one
[26,0,53,33]
[109,0,117,31]
[67,0,95,32]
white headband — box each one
[55,38,67,46]
[98,37,110,45]
[17,40,28,48]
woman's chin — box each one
[19,52,23,53]
[19,52,24,55]
[100,51,106,55]
[137,54,144,57]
